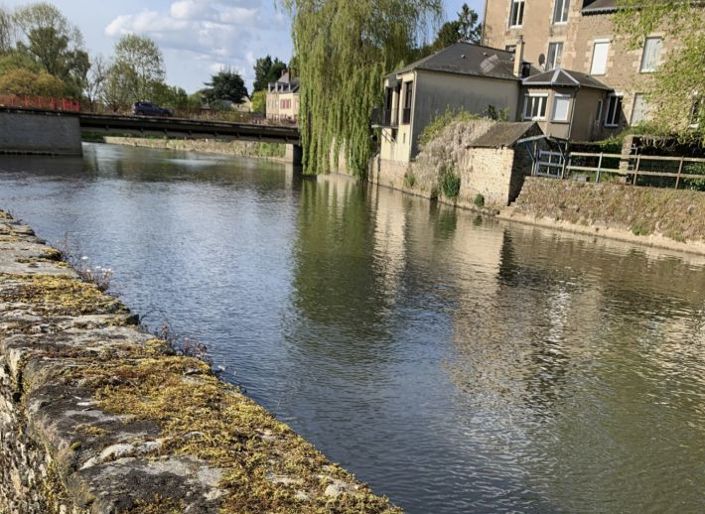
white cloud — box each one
[104,0,292,92]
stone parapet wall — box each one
[0,212,398,513]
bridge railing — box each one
[0,94,80,112]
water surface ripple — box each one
[1,144,705,513]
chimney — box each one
[513,36,525,77]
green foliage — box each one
[5,3,89,98]
[111,34,165,103]
[473,194,485,208]
[614,1,705,139]
[251,90,266,114]
[631,222,652,236]
[431,3,482,50]
[203,69,248,105]
[253,55,287,92]
[0,51,40,74]
[0,67,67,96]
[439,165,461,198]
[254,143,286,158]
[152,82,189,110]
[280,0,442,176]
[419,107,479,147]
[403,171,416,188]
[486,105,509,121]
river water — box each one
[2,143,705,513]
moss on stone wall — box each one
[513,177,705,244]
[0,210,399,514]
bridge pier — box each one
[285,144,303,166]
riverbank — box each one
[0,211,399,513]
[94,136,288,162]
[500,177,705,256]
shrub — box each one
[419,107,480,147]
[631,223,652,236]
[439,165,461,198]
[473,194,485,208]
[403,171,416,188]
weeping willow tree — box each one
[280,0,441,176]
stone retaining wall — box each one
[507,177,705,250]
[102,137,289,162]
[0,212,399,513]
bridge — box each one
[0,106,302,160]
[78,112,300,144]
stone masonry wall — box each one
[0,211,399,514]
[0,112,82,156]
[511,177,705,245]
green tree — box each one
[280,0,442,176]
[251,90,266,114]
[432,3,482,50]
[112,34,165,102]
[614,1,705,138]
[203,69,248,104]
[13,2,89,97]
[253,55,287,92]
[0,7,14,53]
[0,67,67,97]
[152,82,189,110]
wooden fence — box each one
[534,150,705,189]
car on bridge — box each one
[132,102,173,117]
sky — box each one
[2,0,485,93]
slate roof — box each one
[470,121,540,148]
[522,68,612,90]
[582,0,618,14]
[393,42,519,82]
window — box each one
[552,94,571,122]
[505,44,517,53]
[605,94,622,127]
[640,37,662,73]
[509,0,524,27]
[523,95,548,120]
[553,0,570,23]
[595,99,603,125]
[590,40,610,75]
[402,81,413,124]
[631,94,650,125]
[546,42,563,71]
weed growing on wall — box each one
[439,165,460,198]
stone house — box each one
[266,71,300,122]
[370,120,544,208]
[482,0,682,138]
[377,42,525,165]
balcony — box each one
[371,107,399,128]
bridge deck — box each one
[0,107,300,145]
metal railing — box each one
[0,94,80,112]
[560,152,705,189]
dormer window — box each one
[509,0,525,27]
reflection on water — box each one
[1,143,705,513]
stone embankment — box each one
[502,177,705,255]
[100,136,287,161]
[0,211,399,513]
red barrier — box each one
[0,94,80,112]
